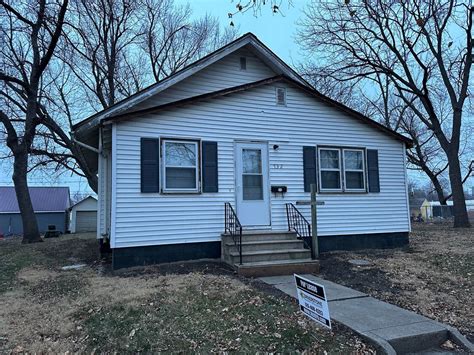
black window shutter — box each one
[303,146,317,192]
[141,138,160,193]
[367,149,380,192]
[202,141,218,193]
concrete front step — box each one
[235,259,320,277]
[221,230,318,277]
[228,248,311,264]
[221,230,297,243]
[224,239,305,253]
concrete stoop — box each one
[221,231,319,277]
[236,259,320,277]
[259,274,474,354]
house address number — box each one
[272,164,283,169]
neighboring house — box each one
[409,197,425,218]
[70,196,98,233]
[0,186,70,235]
[72,33,412,271]
[420,199,474,220]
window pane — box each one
[166,167,196,189]
[346,171,364,189]
[242,149,262,174]
[320,150,340,169]
[321,171,341,189]
[345,150,363,170]
[165,142,196,167]
[243,174,263,200]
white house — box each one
[69,196,98,233]
[72,33,412,272]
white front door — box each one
[235,142,270,226]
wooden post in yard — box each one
[310,184,319,259]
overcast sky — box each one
[191,0,307,64]
[0,1,472,195]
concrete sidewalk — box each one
[259,274,474,354]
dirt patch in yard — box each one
[319,223,473,341]
[0,234,374,353]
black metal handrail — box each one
[286,203,312,251]
[224,202,243,265]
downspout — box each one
[70,128,107,241]
[70,131,101,154]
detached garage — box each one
[70,196,97,233]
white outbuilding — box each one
[70,196,97,233]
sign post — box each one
[310,184,319,259]
[294,274,331,329]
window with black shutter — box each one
[367,149,380,192]
[314,146,375,193]
[162,139,199,192]
[303,146,317,192]
[141,138,160,193]
[202,141,218,193]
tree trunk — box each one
[13,151,42,243]
[433,179,448,205]
[447,151,471,228]
[86,174,98,193]
[420,164,448,205]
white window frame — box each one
[318,147,343,192]
[162,139,200,193]
[343,148,366,192]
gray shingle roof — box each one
[0,186,70,213]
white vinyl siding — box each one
[132,47,275,111]
[111,81,410,248]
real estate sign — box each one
[294,274,331,329]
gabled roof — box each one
[69,195,97,210]
[102,75,413,145]
[409,197,425,209]
[72,32,412,146]
[0,186,70,213]
[73,32,310,134]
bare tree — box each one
[143,0,237,81]
[0,0,69,243]
[10,0,236,193]
[227,0,294,26]
[62,0,144,110]
[0,0,236,244]
[301,65,454,204]
[62,0,238,112]
[299,0,472,227]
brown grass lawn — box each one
[0,234,372,354]
[320,223,473,341]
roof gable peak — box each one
[73,32,310,134]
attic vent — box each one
[276,87,287,105]
[240,57,247,70]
